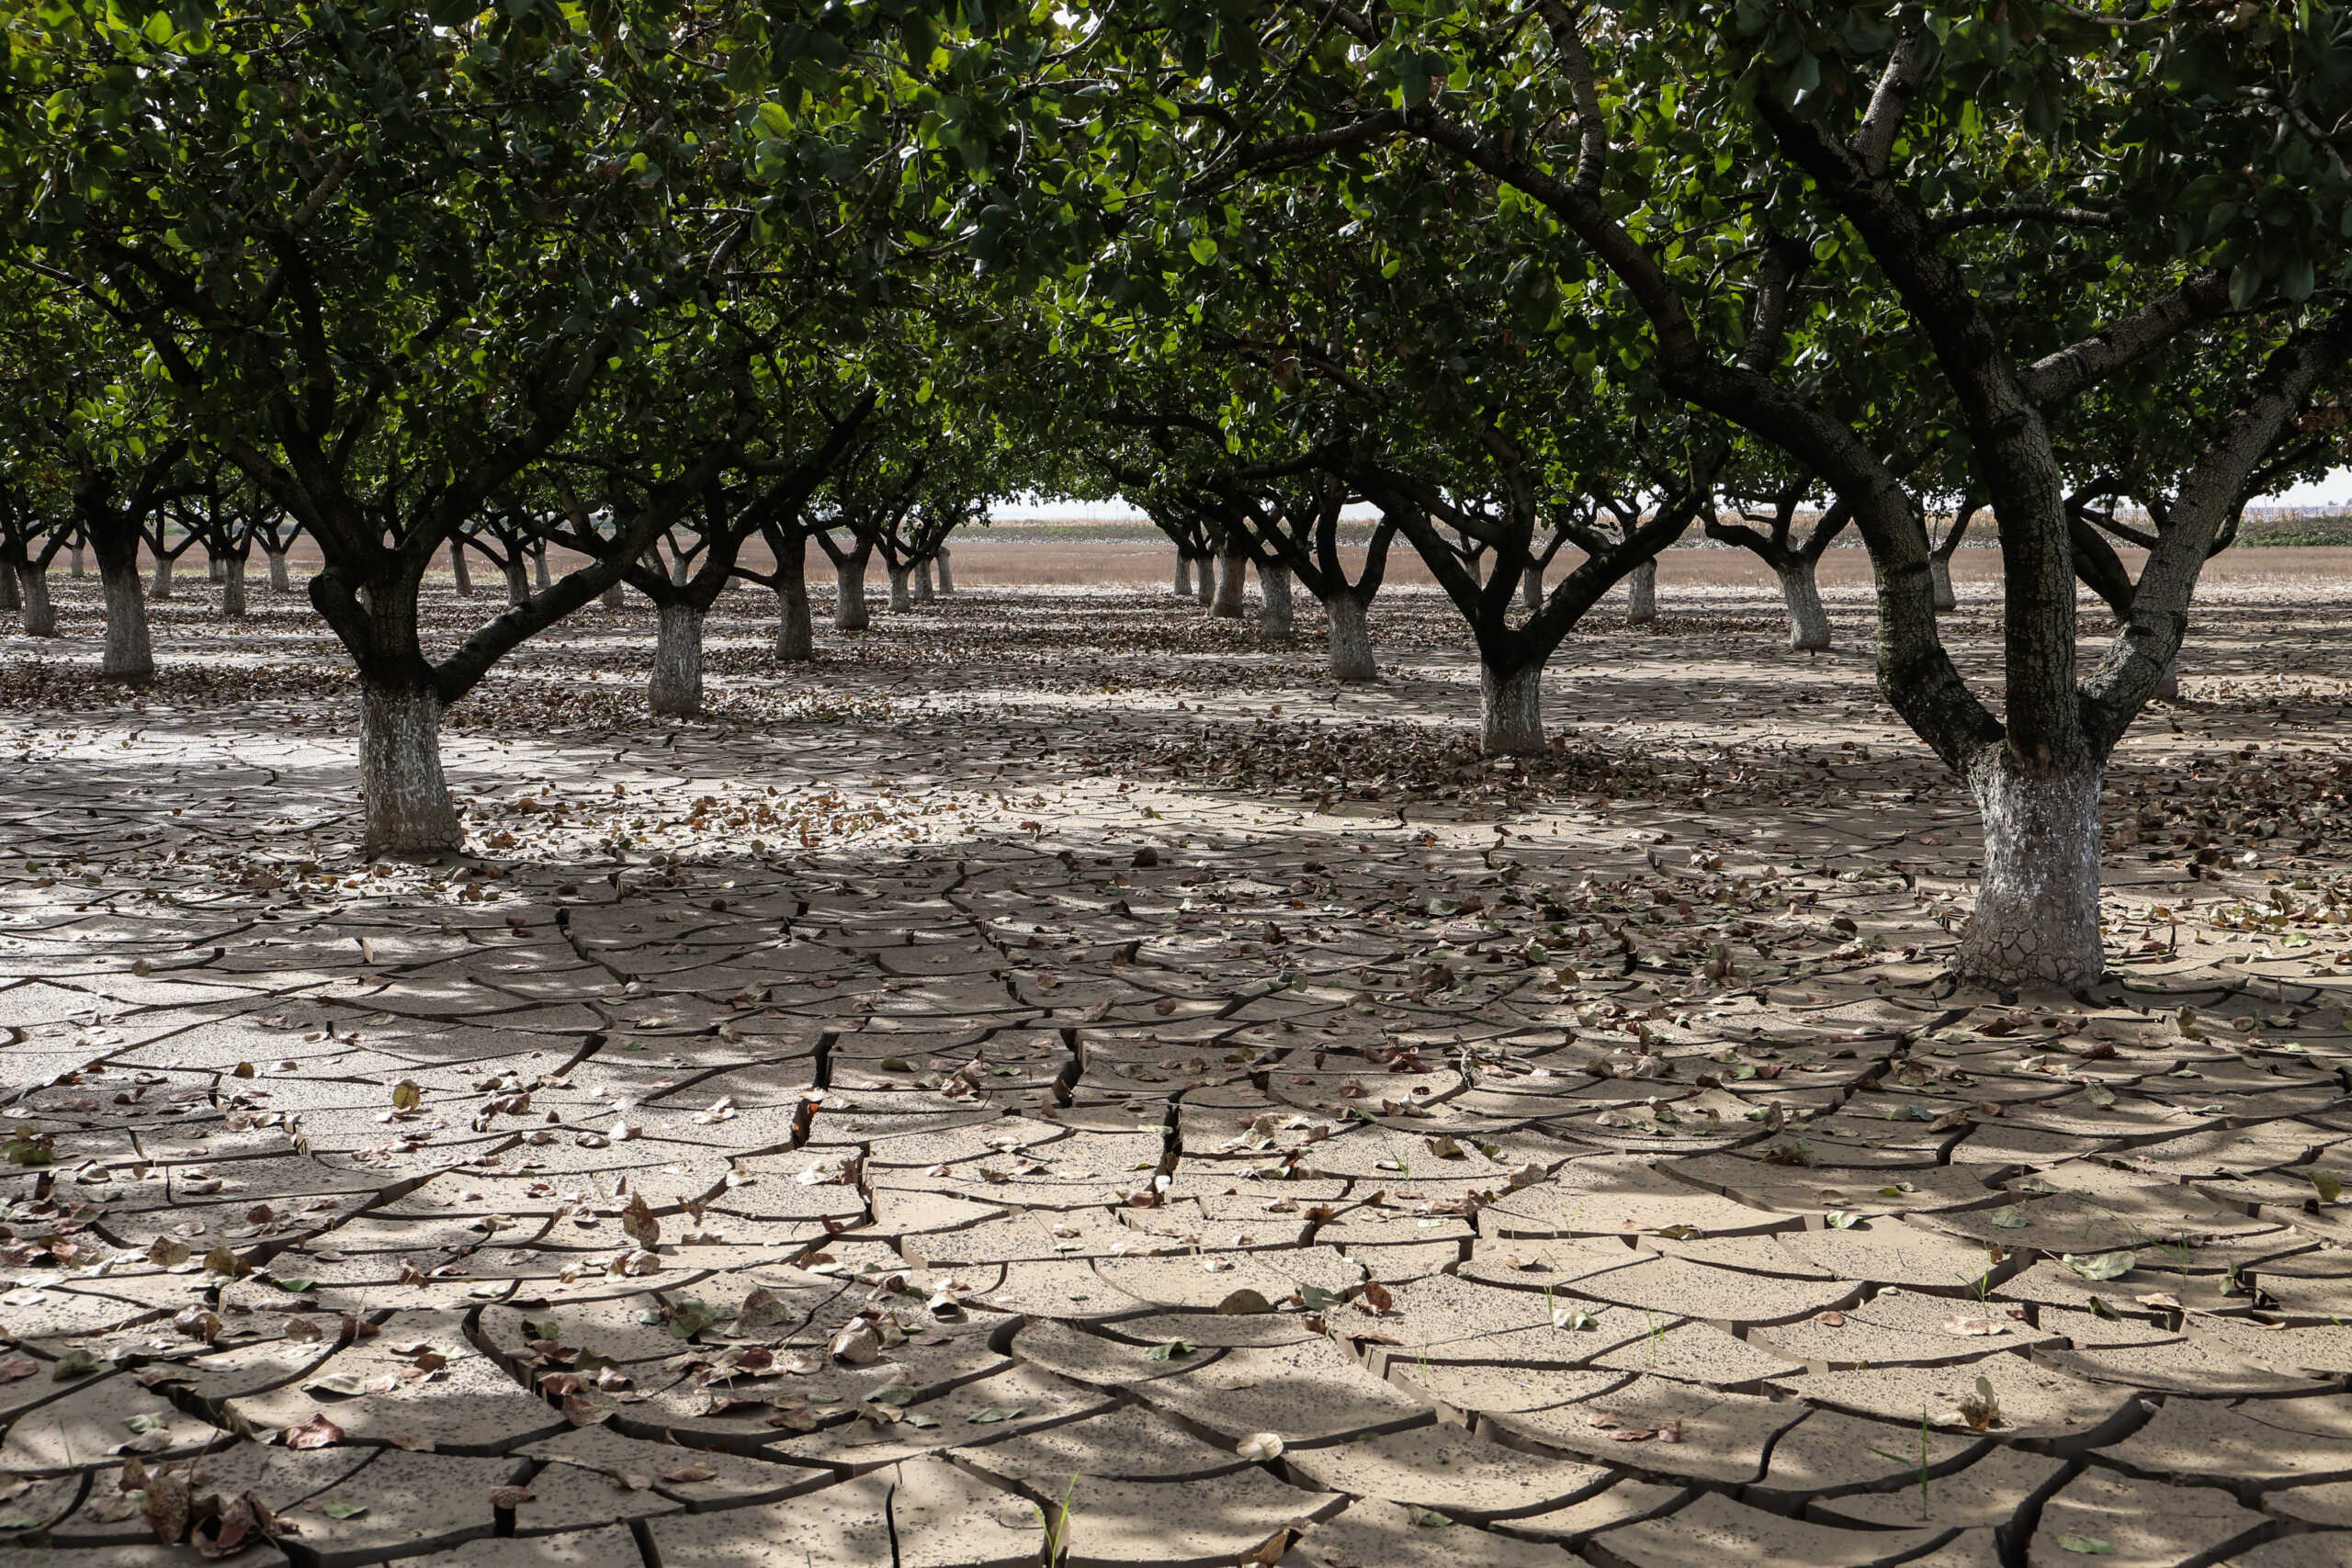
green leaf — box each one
[1988,1206,2029,1229]
[2055,1537,2114,1556]
[2062,1250,2137,1282]
[1825,1210,1860,1229]
[320,1498,368,1519]
[1144,1338,1193,1361]
[2311,1169,2342,1204]
[2229,264,2263,310]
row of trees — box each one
[6,0,2350,992]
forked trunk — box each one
[1929,556,1956,614]
[150,552,175,601]
[449,542,474,597]
[17,565,56,637]
[1327,592,1375,682]
[1173,555,1193,597]
[649,602,705,717]
[1259,563,1295,646]
[1626,559,1658,626]
[1521,564,1543,614]
[534,549,552,592]
[99,554,154,682]
[1955,755,2104,991]
[888,564,912,612]
[267,551,291,592]
[1210,551,1249,617]
[1194,558,1215,607]
[934,547,956,593]
[1777,562,1831,652]
[1479,662,1545,757]
[913,559,936,603]
[834,557,870,631]
[220,557,247,619]
[503,557,528,607]
[359,678,463,857]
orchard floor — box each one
[4,563,2352,1568]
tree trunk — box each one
[1173,555,1193,597]
[267,551,291,592]
[503,557,528,607]
[1955,756,2104,991]
[1327,591,1375,682]
[2154,649,2180,702]
[649,602,705,717]
[1194,557,1215,607]
[672,551,692,586]
[1259,563,1295,646]
[534,548,552,593]
[98,551,154,682]
[207,552,224,583]
[1211,550,1249,617]
[1626,559,1658,625]
[887,563,912,612]
[17,565,55,637]
[449,542,474,597]
[913,558,935,603]
[150,552,175,601]
[1777,561,1832,651]
[1479,662,1545,757]
[0,566,17,615]
[935,547,955,593]
[220,557,247,619]
[69,546,85,580]
[1521,564,1543,614]
[602,581,625,610]
[359,678,463,857]
[1929,556,1956,614]
[834,556,870,631]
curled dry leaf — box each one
[488,1487,535,1510]
[1237,1431,1285,1461]
[280,1412,345,1450]
[830,1320,880,1364]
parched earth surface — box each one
[5,565,2352,1568]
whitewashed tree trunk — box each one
[1479,662,1545,756]
[1521,564,1543,614]
[934,547,955,593]
[1956,757,2104,991]
[1194,558,1215,607]
[1172,555,1193,597]
[887,563,912,612]
[1211,551,1249,617]
[649,603,705,716]
[775,582,814,661]
[266,551,291,592]
[834,557,870,631]
[503,557,528,606]
[359,680,462,856]
[534,548,552,592]
[100,557,154,682]
[150,552,175,601]
[1626,558,1658,625]
[449,542,474,597]
[1258,563,1294,646]
[913,558,935,602]
[1326,592,1375,682]
[69,546,85,580]
[1777,561,1832,651]
[220,557,247,619]
[1929,556,1956,614]
[17,565,56,637]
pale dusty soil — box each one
[1,561,2350,1567]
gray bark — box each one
[17,564,55,637]
[0,565,17,613]
[1173,555,1193,597]
[1479,662,1546,757]
[220,557,247,619]
[602,581,625,610]
[359,680,463,857]
[449,541,473,597]
[834,557,870,631]
[912,558,935,603]
[1777,561,1832,651]
[99,557,154,682]
[649,602,705,717]
[2154,650,2180,702]
[1211,551,1249,617]
[1194,557,1215,607]
[672,551,691,586]
[266,550,291,592]
[503,557,528,607]
[1955,758,2105,991]
[534,548,552,593]
[1521,564,1543,614]
[207,553,224,583]
[150,551,175,601]
[1625,558,1658,625]
[934,547,955,593]
[1326,592,1375,682]
[69,546,85,580]
[1929,555,1956,614]
[888,563,912,612]
[775,583,814,661]
[1258,562,1295,646]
